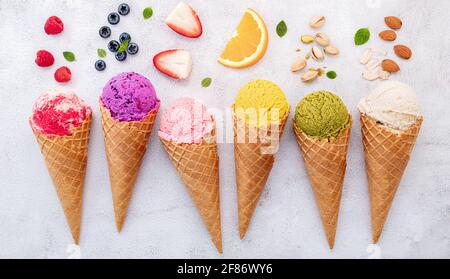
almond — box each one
[394,45,412,60]
[379,30,397,41]
[385,16,402,30]
[366,59,380,71]
[371,46,387,56]
[379,70,390,80]
[362,70,379,81]
[382,59,400,73]
[360,49,373,65]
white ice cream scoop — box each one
[358,81,421,131]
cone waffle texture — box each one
[233,114,288,239]
[100,103,158,232]
[293,116,352,249]
[32,114,92,244]
[361,114,423,243]
[160,132,222,253]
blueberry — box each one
[108,40,120,52]
[127,42,139,55]
[119,32,131,43]
[115,51,127,61]
[118,3,130,16]
[108,12,120,25]
[99,26,111,39]
[95,60,106,71]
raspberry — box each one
[35,50,55,67]
[54,66,72,83]
[44,16,64,35]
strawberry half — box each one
[153,49,192,80]
[165,2,203,38]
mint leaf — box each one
[97,49,107,58]
[276,21,287,37]
[63,51,75,62]
[354,28,370,45]
[326,71,337,79]
[143,7,153,19]
[201,78,212,88]
[118,40,129,53]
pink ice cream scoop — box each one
[30,89,92,137]
[101,72,160,122]
[159,97,214,144]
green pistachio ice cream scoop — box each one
[295,91,350,139]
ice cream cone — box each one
[361,114,423,243]
[32,114,92,244]
[233,113,288,239]
[100,102,159,232]
[293,116,352,249]
[160,131,222,253]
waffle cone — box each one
[32,114,92,244]
[100,103,159,232]
[293,117,352,249]
[233,113,288,239]
[160,132,222,253]
[361,114,423,243]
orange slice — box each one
[218,9,268,69]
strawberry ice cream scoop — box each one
[159,97,214,144]
[30,89,92,137]
[101,72,160,122]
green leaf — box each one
[143,7,153,19]
[354,28,370,45]
[201,78,212,88]
[118,40,129,53]
[97,49,107,58]
[326,71,337,79]
[63,51,75,62]
[276,21,288,37]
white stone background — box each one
[0,0,449,259]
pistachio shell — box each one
[311,46,324,61]
[309,16,326,28]
[301,70,319,82]
[291,58,307,72]
[324,45,339,56]
[315,33,330,47]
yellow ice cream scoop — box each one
[234,80,290,127]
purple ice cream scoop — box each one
[101,72,160,122]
